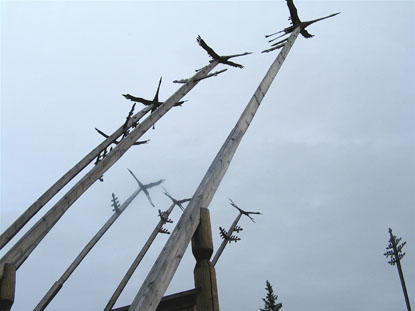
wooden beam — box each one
[0,61,219,280]
[34,188,142,311]
[128,28,301,311]
[0,105,151,251]
[104,202,176,311]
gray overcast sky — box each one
[1,1,414,310]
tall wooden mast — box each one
[128,27,301,311]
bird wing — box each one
[229,198,239,209]
[145,179,164,189]
[153,77,162,103]
[222,52,253,60]
[197,35,220,60]
[133,139,150,146]
[162,186,174,201]
[95,128,111,139]
[300,28,314,38]
[95,128,120,144]
[122,94,152,105]
[223,60,244,69]
[246,214,256,223]
[286,0,301,25]
[143,189,155,207]
[127,169,146,190]
[247,211,262,215]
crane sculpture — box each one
[263,0,339,53]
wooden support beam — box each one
[0,264,15,311]
[128,28,301,311]
[192,208,219,311]
[104,202,177,311]
[34,188,142,311]
[0,61,219,280]
[211,213,242,266]
[0,105,151,251]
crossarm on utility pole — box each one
[104,202,177,311]
[0,61,220,280]
[34,188,142,311]
[128,27,301,311]
[0,105,151,251]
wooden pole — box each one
[192,208,219,311]
[128,28,301,311]
[104,202,177,311]
[34,188,143,311]
[0,264,15,311]
[0,61,219,280]
[0,105,151,251]
[211,213,242,266]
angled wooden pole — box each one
[33,187,144,311]
[104,202,179,311]
[0,105,151,251]
[0,61,219,280]
[211,213,242,266]
[128,28,301,311]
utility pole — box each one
[0,60,220,281]
[128,27,301,311]
[34,172,163,311]
[384,228,411,311]
[104,195,189,311]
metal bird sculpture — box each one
[263,0,339,53]
[122,77,186,113]
[229,198,262,223]
[197,35,252,69]
[266,0,339,40]
[95,128,149,146]
[128,169,164,207]
[162,187,191,211]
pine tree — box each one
[260,280,282,311]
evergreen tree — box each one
[260,280,282,311]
